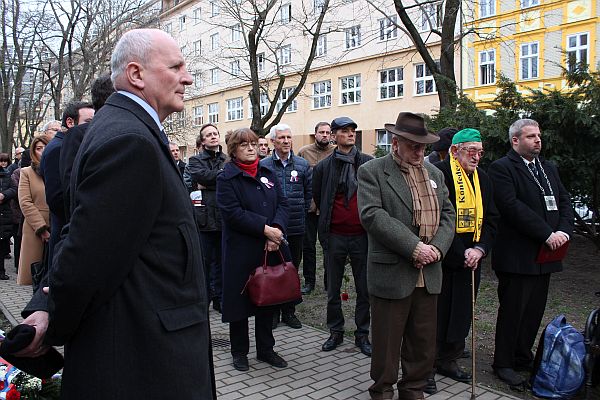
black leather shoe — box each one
[322,332,343,351]
[424,376,438,395]
[232,355,249,371]
[212,299,221,313]
[301,283,314,295]
[461,349,471,359]
[282,313,302,329]
[514,361,534,372]
[494,367,525,386]
[272,313,279,329]
[437,361,472,383]
[355,336,372,357]
[257,351,287,368]
[0,274,8,280]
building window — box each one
[520,42,538,80]
[208,103,219,123]
[566,32,589,72]
[210,0,219,17]
[280,44,292,65]
[230,60,241,76]
[521,0,539,8]
[379,67,404,100]
[312,80,331,109]
[231,24,241,42]
[379,15,397,41]
[179,15,186,31]
[227,97,244,121]
[210,68,219,84]
[479,0,495,17]
[479,50,495,85]
[316,34,327,57]
[340,75,361,105]
[193,71,202,88]
[257,53,265,72]
[193,40,201,56]
[376,129,392,153]
[420,2,443,31]
[249,92,269,118]
[414,63,437,95]
[193,106,204,126]
[193,7,201,23]
[210,33,219,50]
[345,25,361,49]
[276,87,298,113]
[313,0,325,13]
[279,3,291,23]
[163,23,172,34]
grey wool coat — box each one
[357,154,456,299]
[45,93,213,400]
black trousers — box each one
[493,271,551,369]
[280,234,303,315]
[0,237,9,275]
[302,212,327,288]
[229,307,275,357]
[199,231,222,302]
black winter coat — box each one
[0,168,15,239]
[217,162,290,323]
[260,151,311,237]
[313,148,372,248]
[488,149,573,275]
[186,148,227,232]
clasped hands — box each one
[414,244,439,269]
[545,231,568,251]
[464,248,484,270]
[264,225,283,252]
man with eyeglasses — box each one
[297,122,335,294]
[488,119,573,387]
[428,128,499,393]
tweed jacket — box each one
[357,154,455,299]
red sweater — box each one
[330,192,365,236]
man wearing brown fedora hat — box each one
[358,112,455,400]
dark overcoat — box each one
[488,149,573,275]
[217,162,290,323]
[434,158,498,343]
[45,93,213,400]
[0,168,15,240]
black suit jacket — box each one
[488,149,573,275]
[59,122,88,221]
[45,93,213,399]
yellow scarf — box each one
[449,154,483,242]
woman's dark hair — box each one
[30,135,50,168]
[0,153,10,163]
[20,148,31,168]
[227,128,258,160]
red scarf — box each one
[234,158,259,177]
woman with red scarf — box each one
[217,128,291,372]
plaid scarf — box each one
[392,152,440,243]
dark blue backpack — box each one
[532,315,586,398]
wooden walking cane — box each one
[471,268,477,399]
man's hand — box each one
[415,246,437,266]
[464,248,484,270]
[546,232,568,251]
[264,225,283,244]
[264,239,279,252]
[13,311,50,357]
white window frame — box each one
[231,24,241,42]
[420,2,443,32]
[193,7,201,23]
[316,34,327,57]
[312,80,331,109]
[193,40,201,56]
[479,0,495,18]
[210,33,219,50]
[193,71,202,88]
[340,74,361,105]
[179,15,186,31]
[566,32,589,72]
[376,129,392,153]
[521,0,539,9]
[276,87,298,113]
[193,106,204,126]
[379,15,398,41]
[479,49,496,85]
[379,67,404,100]
[248,92,269,118]
[163,23,172,34]
[414,62,437,95]
[208,103,219,124]
[230,60,241,76]
[520,42,539,80]
[279,3,291,23]
[313,0,325,13]
[257,53,265,72]
[280,44,292,65]
[210,68,219,84]
[345,25,361,49]
[226,97,244,121]
[210,0,219,17]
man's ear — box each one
[450,144,459,157]
[65,117,75,129]
[125,62,144,90]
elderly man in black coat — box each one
[20,29,214,399]
[488,118,573,386]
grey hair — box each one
[110,29,155,84]
[508,119,539,142]
[42,120,61,132]
[268,123,292,140]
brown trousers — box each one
[369,289,437,400]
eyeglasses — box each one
[459,146,485,157]
[239,142,258,149]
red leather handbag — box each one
[242,250,301,306]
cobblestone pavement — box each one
[0,261,519,400]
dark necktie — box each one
[159,129,169,146]
[528,162,539,177]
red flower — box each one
[6,387,21,400]
[0,380,4,390]
[341,291,349,301]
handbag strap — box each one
[262,250,287,270]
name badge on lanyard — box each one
[544,195,558,211]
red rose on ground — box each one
[341,291,349,301]
[0,381,4,390]
[6,387,21,400]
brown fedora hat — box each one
[384,112,440,144]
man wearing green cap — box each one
[429,128,499,392]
